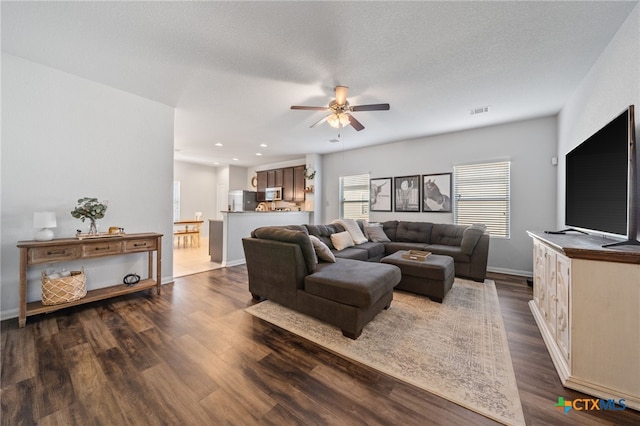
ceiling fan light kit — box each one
[291,85,390,132]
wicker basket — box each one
[41,268,87,306]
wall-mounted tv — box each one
[565,105,638,247]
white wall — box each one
[174,160,217,235]
[1,54,175,320]
[321,116,558,275]
[228,165,249,191]
[558,4,640,239]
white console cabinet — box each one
[528,231,640,410]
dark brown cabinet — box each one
[274,169,283,187]
[256,171,268,201]
[283,167,294,201]
[294,165,306,202]
[256,165,305,203]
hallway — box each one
[173,237,222,277]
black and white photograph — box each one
[370,177,392,212]
[422,173,452,212]
[394,175,420,212]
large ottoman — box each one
[381,251,455,302]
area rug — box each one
[245,279,525,426]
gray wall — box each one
[558,4,640,239]
[1,54,175,319]
[321,116,558,276]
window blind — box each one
[339,173,370,220]
[454,161,510,238]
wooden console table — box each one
[527,231,640,410]
[17,232,162,328]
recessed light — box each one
[232,158,239,161]
[259,144,267,148]
[213,162,219,165]
[215,143,223,147]
[256,153,262,156]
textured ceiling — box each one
[2,1,636,167]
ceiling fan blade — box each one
[310,115,329,128]
[291,106,328,111]
[351,103,390,112]
[335,86,348,106]
[347,114,365,131]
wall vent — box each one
[329,138,340,143]
[469,105,491,115]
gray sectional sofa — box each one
[242,220,490,339]
[306,221,489,282]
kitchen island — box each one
[218,211,310,266]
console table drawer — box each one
[124,238,157,253]
[82,241,123,258]
[30,246,81,264]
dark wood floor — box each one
[2,266,639,425]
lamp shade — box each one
[34,211,57,228]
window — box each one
[454,161,510,238]
[339,173,370,220]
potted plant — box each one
[71,197,108,235]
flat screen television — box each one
[565,105,638,247]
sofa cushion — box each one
[332,218,368,244]
[384,242,430,254]
[461,224,487,255]
[309,235,336,263]
[430,223,465,246]
[353,242,386,259]
[331,231,355,251]
[252,227,317,274]
[305,224,344,249]
[304,259,400,309]
[332,247,369,261]
[365,224,391,242]
[396,221,432,243]
[380,221,399,241]
[425,244,471,263]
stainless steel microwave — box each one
[265,187,282,201]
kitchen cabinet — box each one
[283,167,294,201]
[274,169,283,187]
[257,165,304,203]
[293,165,306,202]
[256,171,267,201]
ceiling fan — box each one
[290,86,390,131]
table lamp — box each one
[34,211,57,241]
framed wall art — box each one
[370,177,393,212]
[422,172,452,212]
[394,175,420,212]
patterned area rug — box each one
[245,279,525,426]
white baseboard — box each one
[487,266,532,278]
[1,308,19,321]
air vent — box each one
[329,138,340,143]
[469,106,491,115]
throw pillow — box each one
[309,235,336,262]
[332,218,368,244]
[365,225,390,242]
[330,231,355,251]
